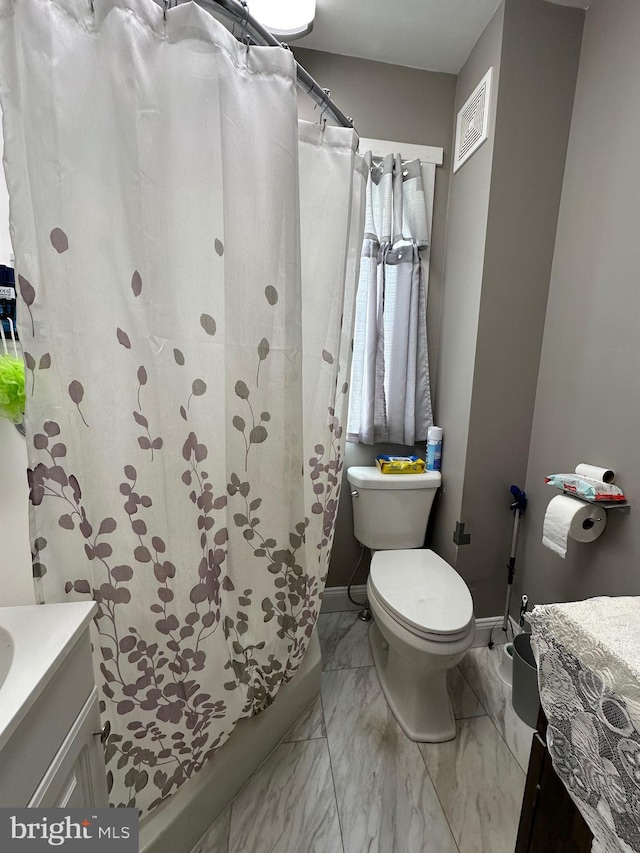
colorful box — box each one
[375,455,426,474]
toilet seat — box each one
[369,549,474,642]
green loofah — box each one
[0,354,26,424]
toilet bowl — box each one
[366,548,475,742]
[346,466,476,742]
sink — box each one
[0,602,105,807]
[0,602,96,752]
[0,627,12,692]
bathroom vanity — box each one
[0,602,108,807]
[516,596,640,853]
[515,706,593,853]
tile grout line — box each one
[215,735,340,853]
[319,690,346,853]
[468,699,525,782]
[460,655,530,776]
[480,656,533,774]
[322,663,374,673]
[501,722,531,775]
[206,722,316,851]
[225,800,233,853]
[321,620,471,852]
[458,657,514,754]
[449,666,488,721]
[457,662,488,716]
[318,611,374,673]
[284,734,328,743]
[415,737,462,853]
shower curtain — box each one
[0,0,366,812]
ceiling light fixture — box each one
[248,0,316,41]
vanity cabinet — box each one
[0,604,108,809]
[28,688,108,807]
[515,707,593,853]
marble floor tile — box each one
[459,645,535,771]
[191,806,231,853]
[448,666,486,720]
[317,611,373,671]
[322,666,458,853]
[283,695,326,742]
[227,739,343,853]
[420,716,525,853]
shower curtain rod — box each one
[193,0,355,130]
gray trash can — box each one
[512,633,539,728]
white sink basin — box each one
[0,602,96,752]
[0,627,12,692]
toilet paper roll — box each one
[574,463,615,484]
[542,494,607,559]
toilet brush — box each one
[489,484,527,648]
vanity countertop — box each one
[530,595,640,681]
[529,596,640,853]
[0,601,96,752]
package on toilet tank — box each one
[375,455,425,474]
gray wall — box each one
[292,49,457,587]
[456,0,584,616]
[430,4,505,572]
[515,0,640,609]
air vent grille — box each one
[454,67,493,173]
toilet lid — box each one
[369,550,474,637]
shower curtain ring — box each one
[319,88,331,131]
[239,0,250,40]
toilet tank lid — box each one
[347,466,441,490]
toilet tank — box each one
[347,466,442,550]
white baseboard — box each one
[321,587,521,649]
[320,584,521,648]
[474,616,522,648]
[320,585,368,613]
[474,617,505,648]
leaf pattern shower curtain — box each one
[0,0,366,812]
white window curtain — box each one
[347,152,433,445]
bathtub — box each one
[139,630,322,853]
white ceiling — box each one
[295,0,590,74]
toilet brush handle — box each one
[502,583,514,633]
[501,490,526,634]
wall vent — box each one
[453,67,493,173]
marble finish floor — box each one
[192,611,532,853]
[458,645,536,772]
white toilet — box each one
[347,466,475,742]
